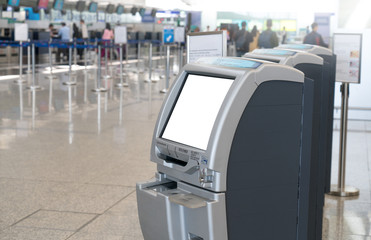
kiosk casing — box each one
[243,49,326,240]
[137,57,314,240]
[276,44,336,196]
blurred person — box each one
[56,22,70,62]
[258,19,278,49]
[233,21,253,57]
[72,23,83,59]
[281,26,287,44]
[102,23,114,58]
[249,25,260,51]
[303,22,328,48]
[80,19,88,40]
[48,23,55,38]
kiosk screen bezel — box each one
[160,73,235,151]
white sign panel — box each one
[174,27,185,43]
[114,26,127,44]
[333,33,362,84]
[187,31,227,64]
[15,23,29,42]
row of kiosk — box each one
[136,44,336,240]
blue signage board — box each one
[142,13,155,23]
[163,27,174,44]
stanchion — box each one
[110,39,114,68]
[63,41,77,85]
[159,45,165,79]
[328,83,360,197]
[180,45,184,69]
[92,45,107,92]
[46,39,58,80]
[137,41,143,73]
[160,45,170,94]
[125,42,130,68]
[145,43,156,83]
[14,41,26,84]
[103,41,111,79]
[26,43,41,90]
[48,75,53,113]
[73,38,77,66]
[26,39,31,74]
[84,39,87,71]
[115,43,129,88]
[71,39,78,75]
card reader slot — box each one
[164,155,188,166]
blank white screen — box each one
[162,74,233,150]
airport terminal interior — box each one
[0,0,371,240]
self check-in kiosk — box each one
[137,57,315,240]
[243,49,325,240]
[276,44,336,195]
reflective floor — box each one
[0,56,370,239]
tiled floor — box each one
[0,55,370,239]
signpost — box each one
[329,33,363,197]
[187,31,227,64]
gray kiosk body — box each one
[137,57,314,240]
[276,44,336,196]
[243,49,326,240]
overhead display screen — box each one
[162,74,234,150]
[38,0,49,9]
[8,0,20,7]
[116,5,124,15]
[53,0,64,10]
[106,4,114,14]
[88,2,97,12]
[75,1,85,12]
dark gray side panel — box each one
[295,63,326,240]
[226,81,304,240]
[319,54,337,195]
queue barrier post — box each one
[26,43,41,90]
[14,41,26,84]
[92,45,107,92]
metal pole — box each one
[125,42,129,65]
[26,40,31,73]
[328,83,360,197]
[26,43,41,90]
[92,45,107,92]
[69,43,72,72]
[74,38,77,66]
[15,41,26,84]
[180,45,184,70]
[104,41,110,79]
[115,43,128,88]
[19,83,23,120]
[47,40,57,80]
[110,39,113,67]
[97,92,101,134]
[84,40,87,70]
[63,42,77,85]
[160,45,170,93]
[119,87,123,125]
[49,77,53,113]
[137,41,142,73]
[148,43,154,82]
